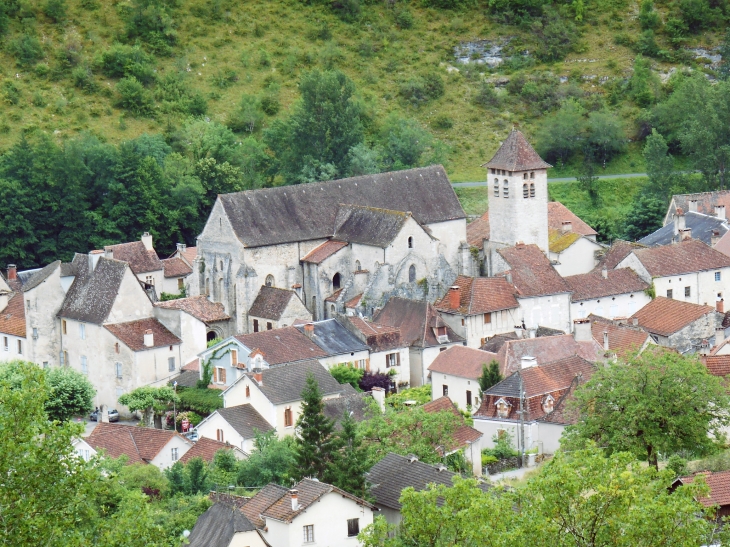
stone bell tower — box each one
[483,130,552,253]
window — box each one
[303,525,314,543]
[145,275,154,286]
[347,518,360,537]
[216,429,224,442]
[42,362,48,369]
[355,260,361,271]
[214,367,226,384]
[168,357,175,372]
[81,356,87,375]
[466,390,472,407]
[115,362,122,379]
[171,448,179,461]
[530,183,535,198]
[79,323,85,340]
[530,171,535,179]
[284,407,293,427]
[493,178,499,197]
[253,319,259,332]
[62,320,67,334]
[63,351,68,366]
[496,398,511,418]
[386,353,399,368]
[32,327,38,339]
[523,172,528,180]
[437,326,446,337]
[443,385,449,396]
[667,289,673,299]
[408,236,413,249]
[219,260,223,271]
[265,274,275,287]
[267,322,273,330]
[17,340,22,354]
[542,395,555,414]
[484,313,491,324]
[523,183,528,198]
[503,179,509,198]
[685,286,691,297]
[246,385,251,398]
[409,264,416,283]
[26,299,30,311]
[178,278,184,290]
[3,337,7,351]
[333,272,341,290]
[115,342,120,354]
[717,272,722,282]
[440,347,446,352]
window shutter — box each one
[397,353,401,366]
[231,349,237,366]
[385,355,389,368]
[212,367,218,383]
[220,368,226,383]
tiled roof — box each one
[679,470,730,508]
[86,422,186,463]
[345,317,402,352]
[178,246,198,267]
[547,202,598,237]
[219,165,465,248]
[156,296,230,323]
[215,404,274,440]
[105,241,163,274]
[632,239,730,277]
[345,293,363,308]
[21,260,61,292]
[669,190,730,224]
[323,392,372,430]
[434,275,519,315]
[58,256,130,325]
[483,130,552,171]
[548,229,582,253]
[374,297,464,349]
[240,484,288,527]
[640,211,729,247]
[300,240,348,264]
[367,452,490,510]
[480,327,564,353]
[182,358,200,372]
[703,355,730,378]
[244,359,346,405]
[714,230,730,258]
[594,240,645,271]
[248,286,299,320]
[630,297,714,337]
[294,319,369,356]
[104,318,182,351]
[235,327,327,366]
[590,317,651,356]
[497,244,571,297]
[428,346,498,379]
[333,205,417,248]
[161,257,193,278]
[180,437,243,463]
[565,268,649,301]
[0,292,25,337]
[187,503,258,547]
[422,396,483,450]
[466,211,490,249]
[324,288,343,303]
[496,334,601,377]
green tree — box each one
[628,56,661,107]
[585,109,626,167]
[639,0,660,29]
[237,429,296,487]
[643,129,675,199]
[535,98,585,165]
[329,364,365,391]
[718,28,730,81]
[326,410,369,497]
[577,152,600,206]
[45,366,96,421]
[378,114,445,171]
[118,385,179,428]
[292,373,337,480]
[478,360,502,393]
[565,348,730,469]
[165,461,186,495]
[185,457,209,494]
[623,193,666,241]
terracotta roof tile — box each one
[495,334,601,377]
[590,317,651,356]
[703,355,730,378]
[345,317,402,352]
[679,470,730,508]
[547,202,597,237]
[240,484,288,527]
[345,293,363,308]
[156,296,230,323]
[374,297,464,349]
[178,246,197,267]
[466,211,490,249]
[548,229,582,253]
[235,327,327,365]
[497,244,571,297]
[428,346,498,379]
[179,437,242,464]
[434,275,519,315]
[565,268,649,301]
[484,130,552,171]
[300,240,348,264]
[105,241,163,274]
[104,318,182,351]
[248,286,299,320]
[423,397,483,450]
[630,297,715,337]
[86,422,187,463]
[324,288,343,303]
[182,358,200,372]
[0,292,25,337]
[594,240,645,271]
[633,239,730,277]
[161,257,193,278]
[671,190,730,223]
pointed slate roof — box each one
[21,260,61,292]
[484,130,552,172]
[187,503,258,547]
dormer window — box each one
[542,394,555,414]
[495,398,511,419]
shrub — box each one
[177,387,224,416]
[531,8,578,63]
[677,0,715,32]
[260,93,280,115]
[481,453,498,466]
[211,68,238,89]
[639,0,660,30]
[72,66,96,91]
[394,8,414,29]
[472,81,499,108]
[399,72,444,106]
[482,431,519,460]
[359,370,392,393]
[115,76,155,116]
[42,0,66,22]
[9,34,44,67]
[227,94,264,132]
[155,72,207,115]
[331,0,360,22]
[330,364,364,390]
[98,44,156,85]
[1,81,21,105]
[431,114,453,130]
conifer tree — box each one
[292,373,336,481]
[478,360,503,393]
[325,410,369,498]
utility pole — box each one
[519,369,525,468]
[173,381,178,432]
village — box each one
[6,130,730,545]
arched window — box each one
[265,274,274,287]
[206,330,218,342]
[530,171,535,179]
[330,304,335,315]
[503,179,509,198]
[408,236,413,249]
[355,260,361,271]
[523,173,528,179]
[530,183,535,198]
[408,265,416,283]
[523,183,528,198]
[493,178,499,197]
[332,273,341,290]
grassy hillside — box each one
[0,0,723,181]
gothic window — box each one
[530,183,535,198]
[503,179,509,198]
[495,398,511,418]
[408,236,413,249]
[523,183,528,198]
[408,265,416,283]
[265,274,274,287]
[355,260,361,271]
[333,272,341,290]
[493,178,499,197]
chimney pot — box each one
[290,489,299,512]
[448,286,460,310]
[716,326,726,347]
[601,267,608,279]
[573,319,592,342]
[141,232,153,251]
[561,221,572,233]
[143,329,154,347]
[176,243,187,253]
[718,299,725,314]
[514,326,523,339]
[6,264,16,280]
[689,200,698,213]
[253,371,263,385]
[303,323,314,338]
[716,205,726,220]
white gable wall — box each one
[369,347,410,389]
[571,290,651,321]
[196,411,256,452]
[431,372,482,413]
[550,237,602,276]
[149,435,192,470]
[107,267,155,323]
[517,294,571,332]
[439,308,520,349]
[24,266,65,367]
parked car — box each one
[90,409,120,422]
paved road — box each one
[452,173,648,187]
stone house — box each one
[373,297,465,387]
[194,404,275,452]
[594,240,646,272]
[548,228,603,276]
[473,354,595,455]
[565,267,651,321]
[155,295,230,355]
[247,285,311,332]
[189,165,468,334]
[615,239,730,309]
[588,315,653,359]
[170,243,198,269]
[178,437,248,464]
[422,397,483,476]
[642,207,729,247]
[85,422,193,470]
[466,211,491,276]
[630,296,717,352]
[0,269,26,362]
[663,189,730,226]
[427,345,498,412]
[187,503,268,547]
[434,275,520,348]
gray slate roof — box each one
[323,391,372,430]
[16,268,42,287]
[217,404,274,439]
[249,359,347,405]
[57,257,131,324]
[333,205,420,248]
[218,165,465,248]
[367,453,490,510]
[294,319,370,356]
[22,260,60,292]
[173,370,200,388]
[639,211,729,247]
[188,503,257,547]
[248,285,297,320]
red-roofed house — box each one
[674,470,730,518]
[423,397,483,476]
[630,297,717,352]
[565,267,651,321]
[427,345,498,411]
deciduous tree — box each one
[118,385,179,428]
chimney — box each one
[505,272,513,285]
[717,205,726,220]
[303,323,314,339]
[712,230,721,247]
[528,328,536,339]
[371,386,386,413]
[603,331,609,351]
[143,329,154,347]
[673,208,686,237]
[89,250,103,271]
[104,247,113,259]
[448,286,460,310]
[601,267,608,279]
[141,231,153,251]
[6,264,16,280]
[632,317,639,327]
[716,326,726,347]
[679,228,692,241]
[176,243,187,253]
[514,325,523,339]
[521,356,537,369]
[561,221,572,233]
[718,299,725,313]
[290,489,299,511]
[573,319,592,342]
[253,371,263,385]
[689,200,698,213]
